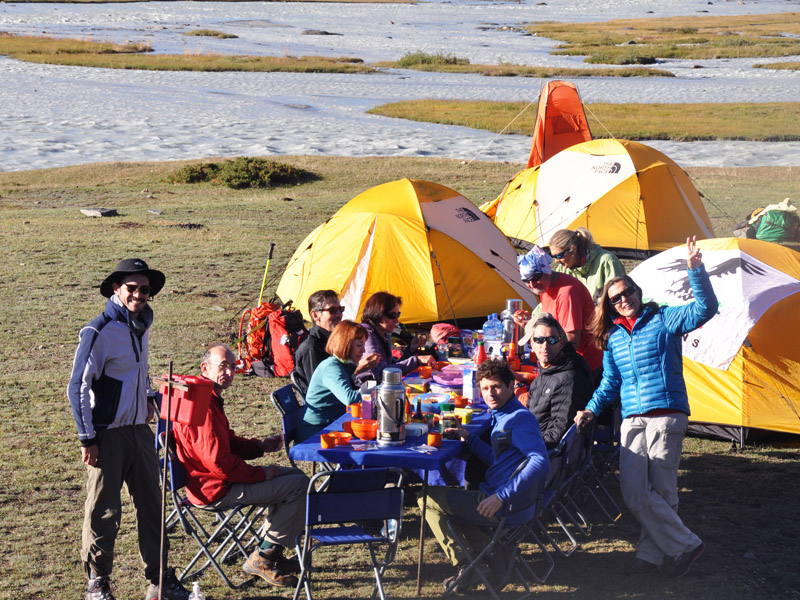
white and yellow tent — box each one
[481,139,714,256]
[630,238,800,438]
[276,178,537,324]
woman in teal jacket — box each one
[296,320,380,443]
[575,237,717,578]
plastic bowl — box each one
[350,419,378,440]
[329,431,352,445]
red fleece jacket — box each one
[173,391,265,505]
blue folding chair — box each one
[293,467,405,600]
[443,459,546,599]
[270,383,306,468]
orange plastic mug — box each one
[320,434,336,449]
[417,366,432,379]
[347,403,363,418]
[342,420,353,434]
[427,432,442,448]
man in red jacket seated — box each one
[172,343,309,588]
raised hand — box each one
[686,236,703,270]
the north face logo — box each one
[455,207,480,223]
[591,162,622,174]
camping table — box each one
[289,409,492,596]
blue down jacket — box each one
[585,265,718,419]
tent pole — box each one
[430,249,458,328]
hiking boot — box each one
[271,545,301,575]
[665,542,706,578]
[442,565,480,595]
[624,557,659,576]
[86,576,116,600]
[144,567,190,600]
[243,549,299,587]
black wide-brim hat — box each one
[100,258,166,298]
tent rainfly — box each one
[276,178,538,324]
[482,139,715,258]
[527,80,592,169]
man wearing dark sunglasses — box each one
[293,289,344,395]
[68,259,190,600]
[518,313,593,449]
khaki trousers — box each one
[419,486,498,566]
[210,467,309,548]
[81,424,165,582]
[619,412,702,565]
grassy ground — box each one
[0,157,798,600]
[525,13,800,64]
[754,61,800,71]
[376,51,674,77]
[0,33,373,73]
[368,100,800,142]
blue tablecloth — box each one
[289,408,491,485]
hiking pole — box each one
[258,243,276,305]
[157,360,174,600]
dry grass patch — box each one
[183,29,239,39]
[0,33,373,73]
[754,61,800,70]
[525,13,800,64]
[368,100,800,142]
[378,50,673,77]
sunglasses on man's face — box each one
[317,306,345,314]
[532,335,561,346]
[551,247,572,260]
[523,272,544,284]
[609,287,636,305]
[384,311,401,320]
[123,283,152,296]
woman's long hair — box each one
[548,227,594,261]
[591,275,659,350]
[361,291,402,331]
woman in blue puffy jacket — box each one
[575,237,718,579]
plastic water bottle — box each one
[188,581,206,600]
[482,313,503,357]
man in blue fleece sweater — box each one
[420,359,549,593]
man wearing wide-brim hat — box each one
[68,258,188,600]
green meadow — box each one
[1,156,798,599]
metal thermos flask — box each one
[376,367,406,446]
[500,298,524,358]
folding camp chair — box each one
[293,467,405,600]
[442,460,544,600]
[159,432,266,588]
[537,425,589,553]
[289,371,307,400]
[577,410,623,523]
[270,383,306,468]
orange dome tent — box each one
[527,80,592,168]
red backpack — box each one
[237,301,308,377]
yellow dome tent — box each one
[276,178,537,324]
[630,238,800,442]
[482,139,714,257]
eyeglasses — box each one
[609,287,636,305]
[123,283,152,296]
[208,361,235,372]
[316,305,345,314]
[551,247,572,260]
[523,272,544,284]
[532,335,561,346]
[384,311,401,320]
